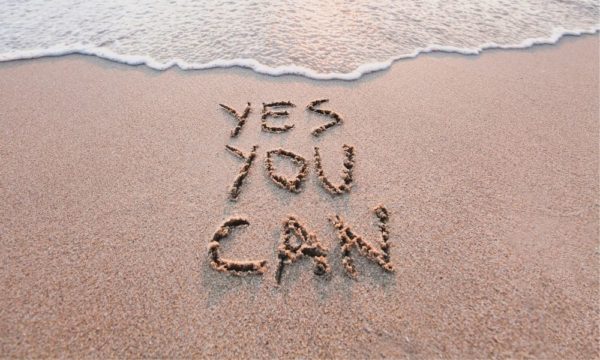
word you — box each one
[225,144,355,200]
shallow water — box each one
[1,0,598,79]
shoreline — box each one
[0,35,598,358]
[0,30,598,81]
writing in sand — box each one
[209,99,394,284]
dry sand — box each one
[0,35,598,358]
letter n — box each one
[329,204,393,278]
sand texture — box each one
[0,35,598,358]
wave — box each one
[0,26,598,81]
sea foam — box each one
[0,0,598,80]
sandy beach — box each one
[0,35,598,358]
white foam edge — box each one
[0,25,598,80]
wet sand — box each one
[0,35,598,358]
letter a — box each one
[275,215,330,285]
